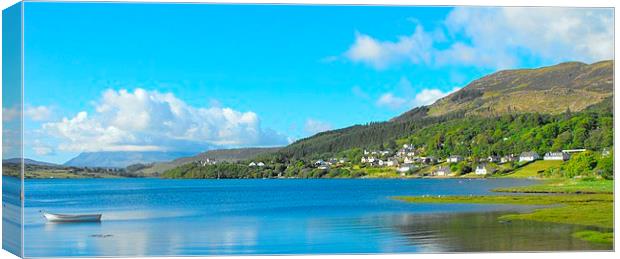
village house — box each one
[447,155,463,163]
[386,158,399,167]
[397,166,411,173]
[433,166,451,177]
[257,162,265,167]
[519,151,540,162]
[475,164,492,175]
[421,156,437,165]
[314,160,326,166]
[487,155,500,163]
[500,154,517,164]
[403,157,415,164]
[544,152,570,161]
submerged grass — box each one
[394,179,614,245]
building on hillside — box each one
[500,154,517,164]
[314,160,325,166]
[447,155,463,163]
[257,162,265,167]
[386,158,399,167]
[475,164,492,175]
[487,155,500,163]
[422,157,437,165]
[397,166,411,173]
[519,151,540,162]
[544,152,569,161]
[433,166,451,176]
[403,157,415,164]
[249,162,257,167]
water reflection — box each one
[385,212,612,252]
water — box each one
[4,177,610,257]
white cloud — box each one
[345,26,434,69]
[25,105,53,121]
[3,105,54,122]
[412,87,461,107]
[43,88,289,152]
[345,7,613,70]
[32,140,55,156]
[376,77,461,109]
[304,119,333,135]
[376,93,407,109]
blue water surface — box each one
[14,177,605,257]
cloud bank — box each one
[346,7,613,70]
[43,88,289,152]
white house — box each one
[544,152,569,161]
[386,159,399,167]
[500,154,517,164]
[249,162,257,167]
[434,166,451,176]
[447,155,463,163]
[397,166,411,173]
[519,151,540,162]
[314,160,325,166]
[475,164,490,175]
[257,162,265,167]
[378,160,386,166]
[404,157,415,164]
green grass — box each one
[498,160,564,178]
[395,179,614,245]
[361,167,400,178]
[24,169,124,179]
[572,231,614,244]
[494,179,613,194]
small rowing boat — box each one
[41,211,102,223]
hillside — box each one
[426,60,613,117]
[277,60,613,160]
[2,158,60,167]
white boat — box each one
[41,211,102,222]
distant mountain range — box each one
[3,158,60,167]
[63,151,198,168]
[132,147,281,175]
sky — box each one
[8,2,614,163]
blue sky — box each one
[15,2,613,163]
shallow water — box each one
[4,177,610,257]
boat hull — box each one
[43,212,102,222]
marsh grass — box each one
[395,179,614,245]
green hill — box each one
[276,60,613,160]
